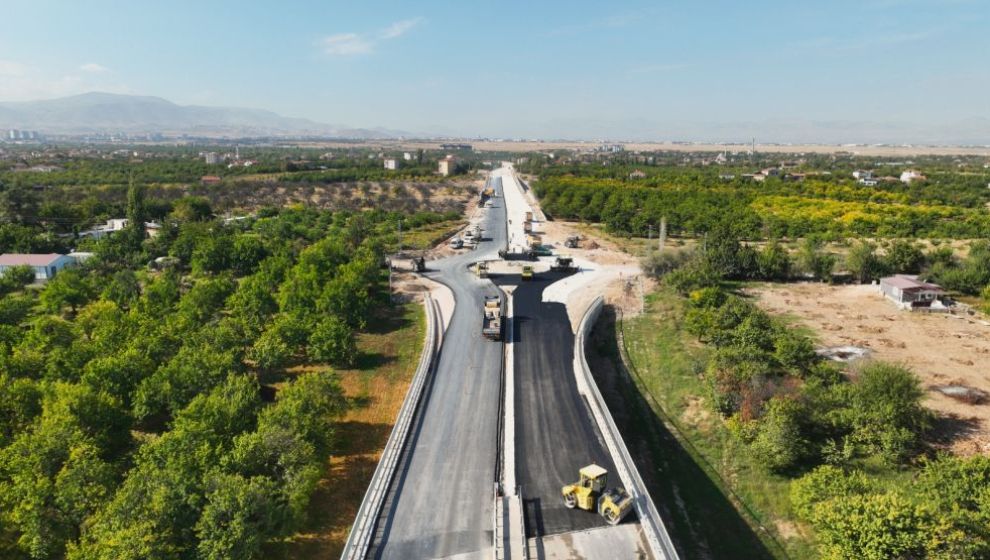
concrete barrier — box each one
[573,296,680,560]
[341,295,441,560]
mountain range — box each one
[0,92,407,138]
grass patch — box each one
[602,286,817,559]
[264,302,426,559]
[401,219,466,250]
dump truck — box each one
[525,211,533,222]
[476,261,489,278]
[550,256,576,274]
[562,464,634,526]
[564,235,580,248]
[521,265,534,281]
[523,221,533,234]
[482,296,502,340]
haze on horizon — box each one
[1,0,987,143]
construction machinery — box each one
[561,464,634,526]
[550,256,576,274]
[564,235,580,248]
[476,261,489,278]
[482,295,502,340]
[414,256,426,272]
[521,265,534,281]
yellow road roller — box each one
[561,464,634,526]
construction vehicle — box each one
[482,296,502,340]
[550,256,576,274]
[525,211,533,222]
[414,256,426,272]
[523,220,533,234]
[521,265,534,281]
[564,235,580,248]
[476,261,489,278]
[561,464,634,526]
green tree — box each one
[845,241,889,283]
[40,269,96,315]
[5,264,37,288]
[883,239,926,274]
[307,315,357,367]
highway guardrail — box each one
[341,295,441,560]
[573,296,680,560]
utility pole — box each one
[397,219,403,251]
[647,224,653,256]
[658,216,667,253]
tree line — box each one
[0,186,449,559]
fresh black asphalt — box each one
[498,271,616,537]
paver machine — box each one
[561,464,634,526]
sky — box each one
[0,0,988,141]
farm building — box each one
[879,275,946,310]
[0,253,74,282]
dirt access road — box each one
[749,283,990,456]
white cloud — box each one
[380,17,425,40]
[79,63,110,73]
[321,33,374,55]
[320,17,425,56]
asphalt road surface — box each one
[498,271,617,538]
[371,174,508,560]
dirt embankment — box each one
[749,283,990,456]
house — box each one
[900,170,926,184]
[852,170,873,180]
[201,175,222,186]
[384,158,399,170]
[68,252,95,264]
[403,152,413,161]
[438,155,456,177]
[79,218,129,240]
[0,253,74,282]
[879,275,945,310]
[628,169,646,179]
[144,221,163,238]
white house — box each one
[384,158,399,170]
[0,253,74,282]
[879,275,945,310]
[403,152,413,161]
[79,218,129,240]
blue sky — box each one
[1,0,987,140]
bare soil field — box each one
[297,140,990,157]
[748,283,990,455]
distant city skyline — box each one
[0,0,987,142]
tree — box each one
[845,241,888,283]
[40,269,96,315]
[748,396,809,473]
[123,180,146,250]
[170,196,213,222]
[5,264,37,288]
[851,362,931,463]
[883,239,926,274]
[195,474,283,560]
[307,315,357,367]
[755,240,792,280]
[795,237,836,281]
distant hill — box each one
[0,92,407,138]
